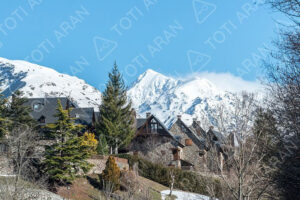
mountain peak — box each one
[128,69,237,128]
[138,69,167,80]
[0,57,101,109]
[144,68,159,75]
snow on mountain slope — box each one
[0,57,101,108]
[128,69,261,129]
[0,57,261,130]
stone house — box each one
[169,116,207,171]
[169,116,232,172]
[129,113,189,168]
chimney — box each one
[209,126,214,130]
[146,112,151,118]
[172,148,181,161]
[132,108,137,119]
[177,115,181,120]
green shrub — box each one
[116,154,222,198]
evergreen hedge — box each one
[116,154,222,197]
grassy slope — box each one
[56,174,169,200]
[56,174,104,200]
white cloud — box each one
[176,71,264,93]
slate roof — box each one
[207,129,225,144]
[70,107,95,126]
[136,118,147,129]
[94,111,100,123]
[24,97,94,126]
[24,97,74,124]
[190,121,207,139]
[173,119,206,150]
[206,128,227,153]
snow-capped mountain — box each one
[0,57,261,129]
[0,57,101,108]
[128,69,261,129]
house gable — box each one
[135,115,184,148]
[190,120,207,139]
[170,118,206,150]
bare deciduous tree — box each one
[168,168,175,197]
[0,125,49,200]
[139,187,152,200]
[263,0,300,198]
[207,93,275,200]
[101,180,114,200]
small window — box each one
[185,139,193,146]
[33,104,40,110]
[38,116,45,123]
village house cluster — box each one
[26,97,236,172]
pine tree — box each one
[96,63,135,154]
[97,134,109,155]
[101,156,120,192]
[43,100,97,185]
[7,90,36,129]
[0,92,9,138]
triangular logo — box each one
[93,36,118,61]
[187,50,211,72]
[193,0,216,24]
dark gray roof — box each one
[70,107,94,126]
[190,121,206,139]
[136,118,147,129]
[173,119,206,150]
[24,97,77,125]
[151,115,185,147]
[208,129,225,143]
[94,111,100,123]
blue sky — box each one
[0,0,284,91]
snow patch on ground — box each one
[161,190,217,200]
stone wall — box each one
[86,156,129,175]
[129,135,175,166]
[0,155,14,176]
[169,122,208,172]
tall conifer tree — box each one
[43,100,97,185]
[96,63,134,154]
[8,90,36,129]
[0,92,8,138]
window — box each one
[38,116,45,123]
[185,139,193,146]
[33,104,40,110]
[150,119,158,132]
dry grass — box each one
[56,174,104,200]
[56,173,169,200]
